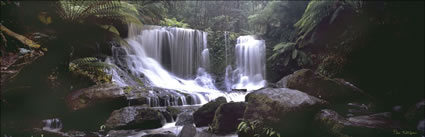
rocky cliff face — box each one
[267,1,424,107]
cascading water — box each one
[107,24,245,105]
[225,35,267,91]
[127,25,207,78]
[42,118,63,132]
[104,27,263,137]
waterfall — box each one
[42,118,62,132]
[224,31,229,66]
[107,24,246,105]
[128,25,208,78]
[225,35,266,91]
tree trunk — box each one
[0,25,40,49]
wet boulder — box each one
[404,99,425,125]
[276,69,372,103]
[152,105,200,121]
[142,132,177,137]
[106,130,138,137]
[178,124,197,137]
[330,102,376,117]
[65,84,127,111]
[244,88,327,136]
[175,112,194,126]
[211,102,246,135]
[193,97,227,127]
[105,106,166,130]
[313,109,401,137]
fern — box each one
[295,0,363,47]
[160,17,189,28]
[237,120,281,137]
[295,1,335,37]
[131,1,167,24]
[55,1,142,27]
[69,57,113,84]
[268,42,296,61]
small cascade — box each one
[225,35,267,91]
[224,31,230,66]
[201,49,210,71]
[42,118,63,132]
[224,65,233,91]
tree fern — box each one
[295,0,363,47]
[268,42,296,61]
[55,0,142,26]
[131,1,167,24]
[295,1,335,37]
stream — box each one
[37,25,267,137]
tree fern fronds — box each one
[55,0,142,25]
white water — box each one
[225,35,267,91]
[42,118,62,132]
[103,27,267,137]
[108,25,246,105]
[107,123,237,137]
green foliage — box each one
[99,124,106,131]
[295,1,335,37]
[123,86,134,94]
[247,1,308,35]
[248,1,287,31]
[269,42,311,67]
[207,124,214,132]
[237,120,281,137]
[269,42,296,61]
[208,30,239,77]
[55,1,141,24]
[54,0,142,36]
[160,17,189,28]
[69,57,113,84]
[130,1,168,24]
[295,0,363,47]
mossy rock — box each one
[211,102,246,135]
[193,97,227,127]
[244,88,327,136]
[105,106,166,130]
[65,83,127,111]
[313,109,401,137]
[275,69,372,104]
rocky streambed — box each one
[2,69,424,137]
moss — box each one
[79,98,86,104]
[123,86,134,94]
[166,106,181,117]
[315,110,351,137]
[69,57,113,84]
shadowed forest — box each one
[1,1,424,137]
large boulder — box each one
[211,102,246,135]
[193,97,227,127]
[244,88,327,136]
[165,105,200,120]
[142,132,177,137]
[105,106,166,130]
[65,84,127,111]
[330,102,375,117]
[404,99,425,125]
[65,84,197,112]
[313,109,402,137]
[175,112,194,126]
[178,124,197,137]
[276,69,371,103]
